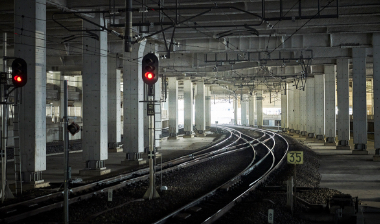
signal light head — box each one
[145,72,154,80]
[11,58,27,88]
[142,53,159,85]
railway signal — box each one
[142,53,159,86]
[11,58,27,88]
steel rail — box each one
[0,127,248,223]
[0,131,232,216]
[152,127,268,224]
[152,126,285,224]
[202,127,288,224]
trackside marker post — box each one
[287,151,303,215]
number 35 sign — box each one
[287,151,303,164]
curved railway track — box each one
[153,125,288,224]
[0,126,264,223]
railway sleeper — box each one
[173,212,192,220]
[220,177,242,191]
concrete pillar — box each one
[195,81,206,135]
[294,87,300,133]
[306,77,316,138]
[336,59,350,149]
[59,74,65,141]
[299,86,307,136]
[183,80,194,138]
[324,65,337,145]
[15,0,47,185]
[314,74,325,141]
[281,84,288,131]
[256,91,263,127]
[233,96,238,125]
[249,95,256,126]
[374,34,380,158]
[155,78,162,149]
[288,85,294,132]
[241,97,247,126]
[168,77,178,139]
[122,42,146,164]
[205,86,212,129]
[352,48,368,153]
[107,55,121,149]
[80,13,110,175]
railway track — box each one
[0,126,263,223]
[153,125,288,224]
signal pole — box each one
[143,85,160,200]
[142,53,160,200]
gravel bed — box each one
[19,147,253,223]
[215,133,343,224]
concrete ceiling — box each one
[0,0,379,95]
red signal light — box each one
[145,72,154,80]
[14,75,22,82]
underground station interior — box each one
[1,0,380,223]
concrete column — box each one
[315,74,325,141]
[195,81,206,135]
[336,59,350,149]
[256,91,263,127]
[294,87,300,133]
[107,55,121,149]
[352,48,368,153]
[288,85,294,132]
[281,84,288,131]
[306,77,316,138]
[81,13,110,175]
[249,95,255,126]
[59,74,65,141]
[183,80,194,138]
[374,34,380,158]
[15,0,47,185]
[299,86,307,136]
[168,77,178,139]
[155,78,162,149]
[122,42,146,164]
[324,65,337,145]
[233,96,238,125]
[241,97,247,126]
[205,86,212,129]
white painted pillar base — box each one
[299,86,307,136]
[314,74,325,141]
[288,85,294,132]
[233,97,238,125]
[205,86,212,129]
[122,42,146,162]
[241,98,247,126]
[336,59,351,149]
[352,48,368,152]
[294,87,300,134]
[81,13,110,173]
[281,85,288,131]
[256,91,263,128]
[249,95,255,126]
[108,55,121,149]
[183,80,194,137]
[306,77,316,138]
[195,81,206,135]
[373,33,380,155]
[154,78,162,148]
[324,65,337,145]
[168,77,179,139]
[15,0,47,183]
